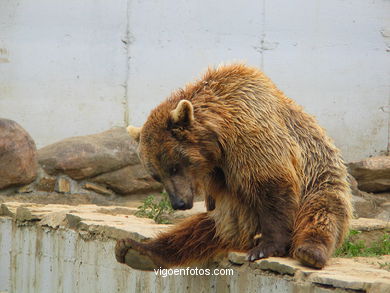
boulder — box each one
[0,119,38,189]
[38,128,139,180]
[351,195,377,218]
[348,156,390,193]
[55,176,72,193]
[90,165,162,195]
[347,173,360,196]
[35,175,57,192]
[83,182,114,196]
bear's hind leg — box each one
[115,212,226,270]
[292,190,351,269]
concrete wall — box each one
[1,202,389,292]
[0,0,128,145]
[0,218,301,293]
[0,217,368,293]
[0,0,389,161]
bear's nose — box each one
[172,199,186,210]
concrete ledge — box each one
[0,202,389,292]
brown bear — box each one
[115,64,352,270]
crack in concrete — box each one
[122,0,131,127]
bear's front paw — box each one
[115,238,160,271]
[294,243,327,269]
[115,238,135,263]
[247,240,289,262]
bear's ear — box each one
[127,125,142,142]
[169,100,194,127]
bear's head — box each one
[127,99,222,210]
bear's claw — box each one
[294,243,327,269]
[247,240,288,262]
[115,238,160,271]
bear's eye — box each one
[151,174,161,182]
[169,166,180,176]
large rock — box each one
[347,173,360,196]
[351,195,377,218]
[348,156,390,193]
[0,119,38,189]
[91,165,162,195]
[348,172,390,220]
[38,128,139,180]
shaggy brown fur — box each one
[115,64,352,270]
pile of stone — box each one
[0,119,162,197]
[348,156,390,221]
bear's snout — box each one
[168,193,193,210]
[172,199,186,210]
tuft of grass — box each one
[135,192,174,224]
[335,230,390,257]
[367,233,390,255]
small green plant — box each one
[135,192,174,224]
[335,230,390,257]
[366,233,390,255]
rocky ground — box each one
[0,119,162,199]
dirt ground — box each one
[343,255,390,271]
